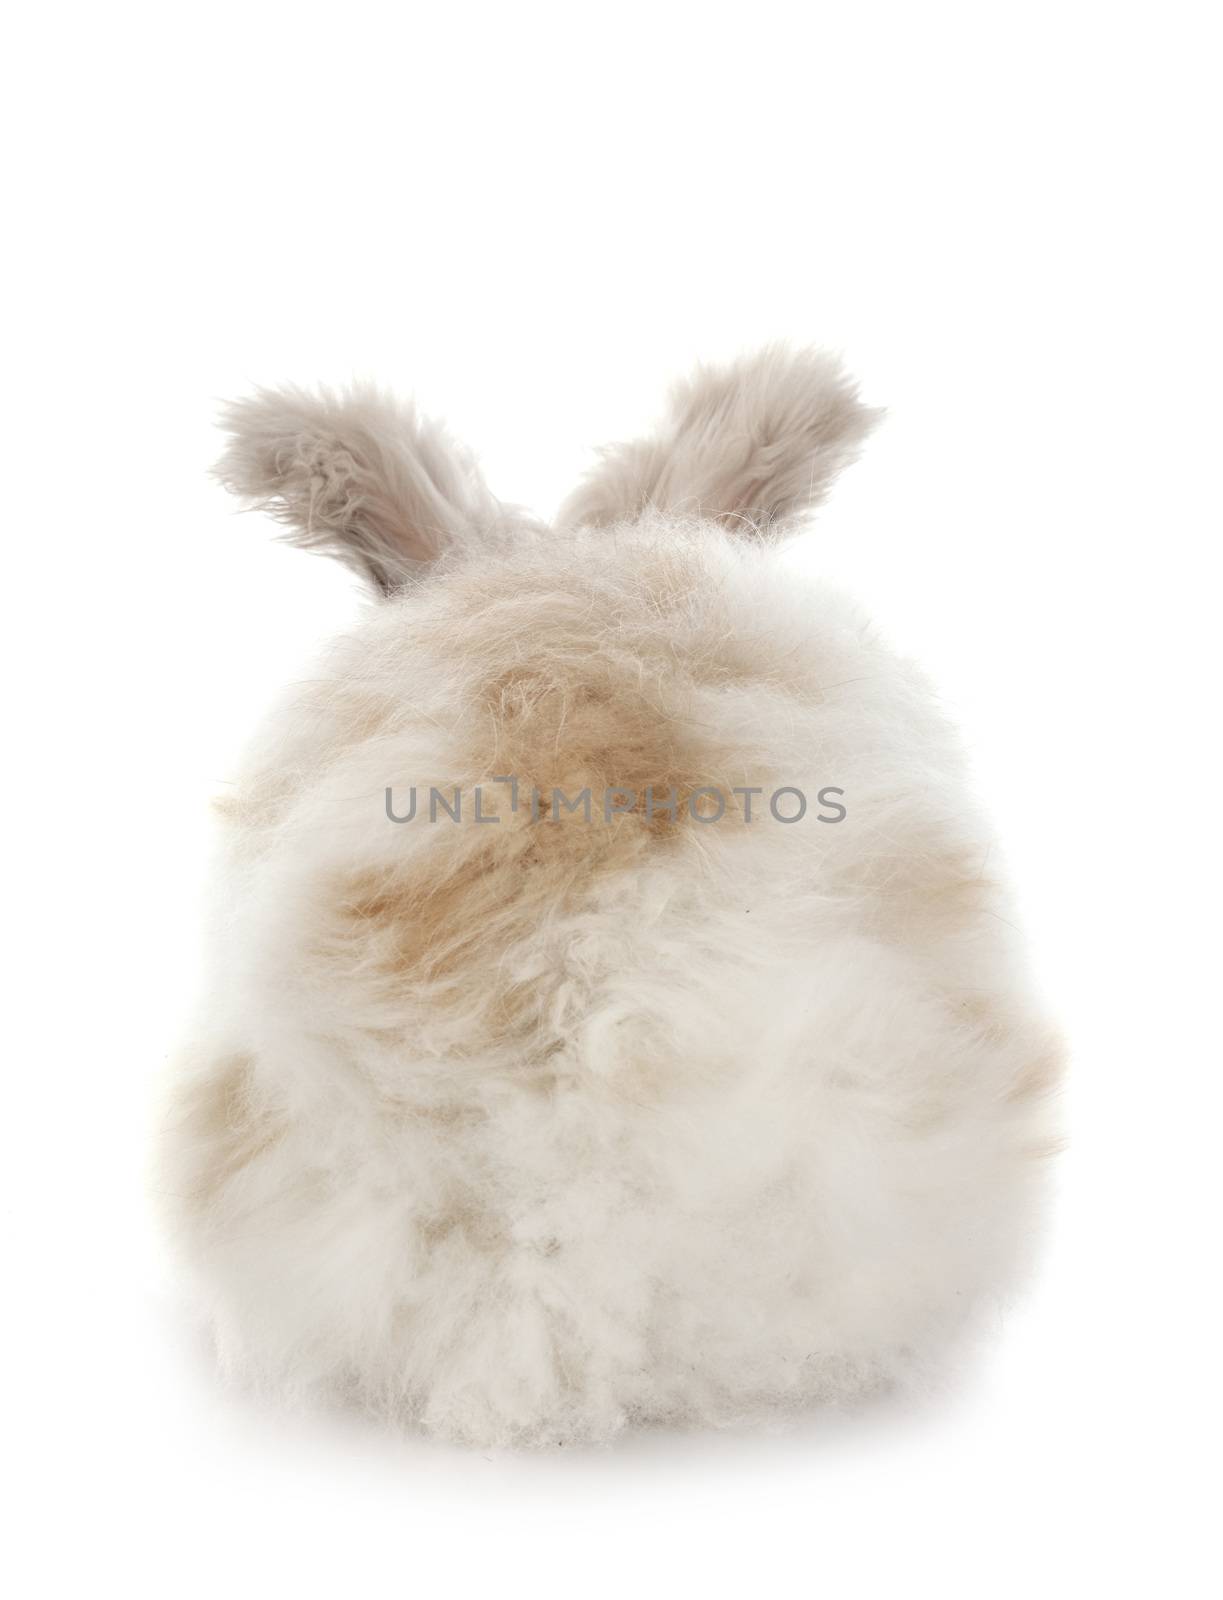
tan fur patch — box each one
[418,1189,505,1253]
[326,625,756,1042]
[856,843,1000,945]
[167,1052,286,1215]
[1006,1042,1065,1103]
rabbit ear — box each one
[559,346,881,534]
[214,384,507,594]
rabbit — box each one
[160,347,1061,1448]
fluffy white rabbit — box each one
[161,348,1061,1447]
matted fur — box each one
[161,349,1060,1448]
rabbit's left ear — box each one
[215,384,507,594]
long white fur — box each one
[161,349,1060,1448]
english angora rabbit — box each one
[162,348,1060,1447]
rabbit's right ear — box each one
[558,346,880,536]
[215,384,507,595]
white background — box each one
[5,4,1220,1595]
